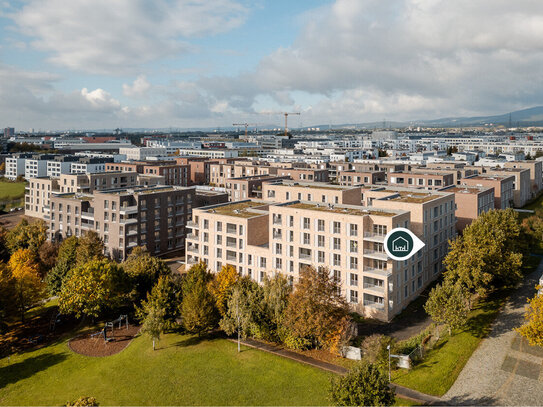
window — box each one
[317,219,325,231]
[350,224,358,237]
[303,217,310,229]
[303,233,311,245]
[275,243,282,255]
[347,255,358,272]
[350,290,358,304]
[216,248,222,258]
[349,240,358,253]
[333,254,341,266]
[317,235,325,247]
[275,258,282,269]
[216,235,222,245]
[333,238,341,250]
[260,258,267,268]
[333,221,341,234]
[216,221,222,232]
[350,273,358,286]
[318,251,325,263]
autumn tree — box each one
[38,241,59,275]
[122,247,171,305]
[0,262,15,328]
[8,248,45,321]
[0,226,9,262]
[6,219,47,255]
[360,334,395,372]
[180,262,219,335]
[46,236,79,295]
[261,274,291,339]
[424,282,470,335]
[75,231,104,266]
[208,264,239,316]
[444,209,523,298]
[59,259,127,319]
[521,210,543,251]
[281,266,353,351]
[140,300,166,351]
[329,362,395,407]
[516,286,543,346]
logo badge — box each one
[384,228,425,261]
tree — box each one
[0,227,9,262]
[281,266,353,352]
[46,236,79,295]
[329,362,395,407]
[6,219,47,255]
[75,231,104,266]
[424,282,470,335]
[122,247,171,305]
[137,275,181,330]
[65,396,99,406]
[360,334,395,372]
[220,277,267,339]
[516,286,543,346]
[521,210,543,251]
[0,262,16,329]
[59,259,126,319]
[140,300,166,351]
[208,264,239,316]
[38,241,59,275]
[444,209,524,298]
[180,262,219,335]
[8,249,45,321]
[262,274,292,340]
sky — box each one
[2,0,543,131]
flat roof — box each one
[266,180,354,191]
[205,200,269,218]
[446,186,492,194]
[389,191,440,203]
[285,202,399,217]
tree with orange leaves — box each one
[8,248,45,321]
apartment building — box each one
[26,172,165,221]
[504,160,543,199]
[70,157,112,174]
[141,163,189,186]
[482,167,530,207]
[227,175,290,201]
[388,172,454,190]
[275,168,329,182]
[417,164,479,185]
[49,185,195,260]
[174,157,215,185]
[443,186,495,232]
[261,180,362,206]
[186,192,454,321]
[46,156,80,178]
[119,147,167,160]
[338,170,386,186]
[209,162,275,187]
[460,175,514,210]
[5,153,31,179]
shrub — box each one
[66,396,99,406]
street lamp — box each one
[387,344,391,382]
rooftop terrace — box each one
[286,202,397,217]
[205,201,268,218]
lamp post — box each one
[387,344,391,382]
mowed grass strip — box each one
[0,181,26,201]
[0,332,333,406]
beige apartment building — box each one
[460,175,514,210]
[388,172,455,190]
[25,172,164,221]
[227,175,289,201]
[261,180,362,206]
[414,164,479,185]
[442,186,495,232]
[186,190,455,321]
[338,170,386,186]
[209,162,275,187]
[49,185,197,260]
[504,160,543,199]
[275,168,330,183]
[482,167,530,207]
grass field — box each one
[0,331,333,406]
[0,180,26,201]
[391,255,541,396]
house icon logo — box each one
[384,228,424,260]
[392,236,410,252]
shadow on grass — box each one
[170,332,224,348]
[0,352,67,389]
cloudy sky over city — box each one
[1,0,543,130]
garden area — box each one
[0,179,26,212]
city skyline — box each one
[2,0,543,130]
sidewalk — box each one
[228,337,441,405]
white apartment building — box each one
[119,147,168,161]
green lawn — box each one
[0,331,334,406]
[0,180,26,201]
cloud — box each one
[9,0,248,74]
[122,75,151,98]
[200,0,543,122]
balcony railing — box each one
[187,233,198,240]
[187,221,198,228]
[187,245,198,253]
[363,249,388,261]
[364,300,385,310]
[363,232,386,242]
[120,205,138,215]
[363,283,385,292]
[299,252,312,260]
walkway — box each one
[443,260,543,406]
[229,337,441,405]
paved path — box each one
[443,260,543,406]
[229,337,441,405]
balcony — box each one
[226,241,237,248]
[363,283,385,294]
[81,211,94,220]
[119,205,138,215]
[299,252,312,260]
[187,257,198,265]
[363,232,386,243]
[187,233,198,241]
[187,221,198,229]
[226,255,237,262]
[273,232,282,239]
[126,228,138,236]
[363,267,391,278]
[272,217,282,225]
[363,249,388,261]
[127,240,138,248]
[364,300,385,310]
[120,217,138,224]
[187,245,198,253]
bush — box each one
[329,362,395,406]
[360,334,395,371]
[66,396,99,406]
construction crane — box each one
[232,123,259,138]
[281,112,300,137]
